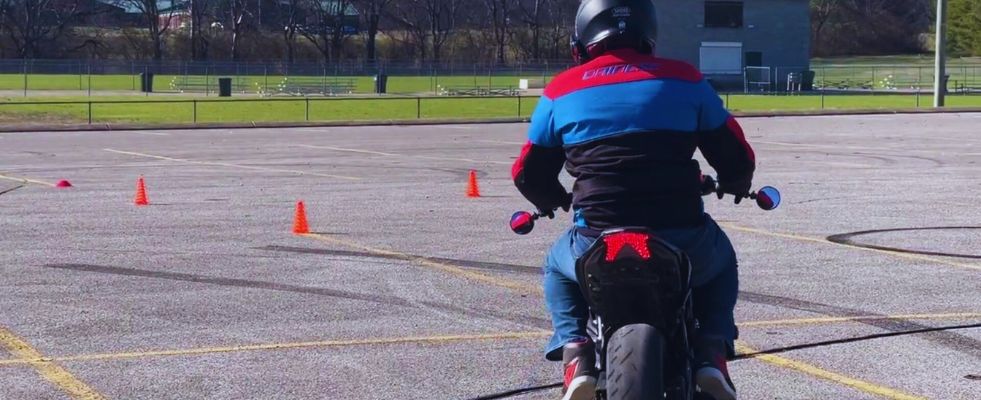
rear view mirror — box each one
[755,186,781,210]
[510,211,536,235]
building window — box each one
[705,1,743,28]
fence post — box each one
[821,90,825,109]
[87,63,92,97]
[193,100,197,123]
[725,92,730,108]
[916,90,920,108]
[22,60,27,97]
[417,97,421,119]
[88,101,93,124]
[305,97,310,121]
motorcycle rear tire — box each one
[606,323,665,400]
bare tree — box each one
[811,0,931,56]
[116,0,178,60]
[516,0,546,60]
[226,0,255,61]
[278,0,301,63]
[483,0,514,64]
[0,0,86,58]
[299,0,356,62]
[189,0,216,60]
[0,0,10,58]
[355,0,392,63]
[391,1,430,61]
[810,0,839,50]
[391,0,461,63]
[544,0,577,60]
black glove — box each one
[716,176,752,204]
[537,192,572,219]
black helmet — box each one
[571,0,658,64]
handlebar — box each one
[510,176,781,235]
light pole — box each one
[934,0,947,107]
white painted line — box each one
[473,139,526,146]
[296,144,397,157]
[104,148,361,180]
[298,143,511,165]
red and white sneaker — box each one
[561,338,597,400]
[695,339,737,400]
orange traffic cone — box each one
[134,176,149,206]
[293,201,310,234]
[466,170,481,198]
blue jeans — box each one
[543,214,739,361]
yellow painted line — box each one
[736,342,926,400]
[304,231,981,326]
[741,312,981,328]
[103,148,361,180]
[0,331,550,367]
[0,172,57,187]
[298,143,512,165]
[0,326,106,399]
[721,223,981,272]
[302,233,542,294]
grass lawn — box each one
[0,73,552,94]
[1,93,979,126]
[0,95,540,124]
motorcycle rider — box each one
[511,0,755,399]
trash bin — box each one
[373,74,388,94]
[943,74,951,93]
[140,72,154,93]
[218,77,232,97]
[801,70,816,91]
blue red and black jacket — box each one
[512,49,755,230]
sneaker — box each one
[561,338,597,400]
[694,339,737,400]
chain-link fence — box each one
[0,59,577,96]
[3,59,981,97]
[810,64,981,91]
[2,92,979,128]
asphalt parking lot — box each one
[1,113,979,399]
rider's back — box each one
[538,49,725,231]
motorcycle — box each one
[509,177,781,400]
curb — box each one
[0,117,531,133]
[733,107,981,118]
[1,108,980,133]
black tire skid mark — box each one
[740,291,981,359]
[827,226,981,259]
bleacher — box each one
[170,76,249,93]
[272,76,357,96]
[438,85,520,96]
